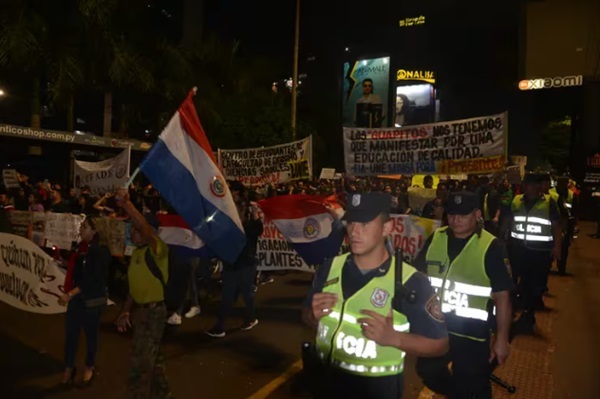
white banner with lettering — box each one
[343,113,507,176]
[257,214,440,272]
[74,148,130,196]
[218,137,312,185]
[0,233,66,314]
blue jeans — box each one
[175,257,203,315]
[64,298,103,368]
[216,263,256,330]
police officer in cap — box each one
[303,192,449,399]
[414,191,514,399]
[509,173,561,333]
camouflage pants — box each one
[128,303,172,399]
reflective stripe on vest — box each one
[510,195,553,246]
[315,253,416,377]
[426,228,494,336]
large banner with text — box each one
[256,214,440,272]
[0,233,66,314]
[74,148,131,197]
[218,137,312,185]
[343,113,507,176]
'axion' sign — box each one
[518,75,583,90]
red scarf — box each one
[64,241,89,292]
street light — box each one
[0,89,5,96]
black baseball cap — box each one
[446,191,479,215]
[342,192,391,223]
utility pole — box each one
[291,0,300,140]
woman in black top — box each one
[59,217,111,387]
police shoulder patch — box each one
[425,294,444,323]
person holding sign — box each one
[60,217,111,388]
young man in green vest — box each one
[303,192,449,399]
[113,188,172,399]
[413,191,514,399]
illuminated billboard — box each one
[394,84,434,127]
[342,57,390,128]
[518,75,583,90]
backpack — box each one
[144,246,188,310]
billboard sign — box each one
[518,75,583,90]
[342,57,390,128]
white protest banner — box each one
[256,214,440,272]
[0,233,67,314]
[343,113,507,176]
[2,169,20,189]
[44,213,84,250]
[74,148,130,196]
[218,137,312,185]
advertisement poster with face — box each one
[395,84,434,127]
[342,57,390,128]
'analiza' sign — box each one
[518,75,583,90]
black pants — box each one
[64,298,103,369]
[216,264,256,329]
[417,334,491,399]
[558,222,574,274]
[509,244,550,312]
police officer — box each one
[509,173,562,333]
[413,191,514,399]
[550,176,578,275]
[303,192,449,399]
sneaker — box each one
[205,327,226,338]
[253,285,258,294]
[240,319,259,331]
[167,313,182,325]
[259,276,274,286]
[184,306,201,319]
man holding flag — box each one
[114,88,246,396]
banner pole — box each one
[124,167,140,188]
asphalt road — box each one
[2,223,600,399]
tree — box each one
[0,0,84,129]
[540,116,571,173]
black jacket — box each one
[72,242,111,304]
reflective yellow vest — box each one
[510,194,553,250]
[316,253,414,377]
[426,227,494,341]
[549,187,574,211]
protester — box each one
[113,188,173,398]
[60,216,111,388]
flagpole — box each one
[124,167,140,188]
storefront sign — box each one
[399,16,425,27]
[0,124,152,151]
[397,70,435,84]
[518,75,583,90]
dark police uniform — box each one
[509,174,560,330]
[304,193,447,399]
[413,192,514,399]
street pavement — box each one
[1,223,600,399]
